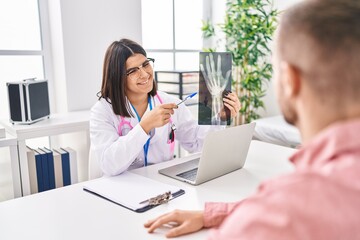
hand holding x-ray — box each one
[200,53,231,124]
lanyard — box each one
[119,94,176,166]
[130,96,152,166]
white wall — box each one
[48,0,142,113]
[45,0,142,181]
[260,0,303,117]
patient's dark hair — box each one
[99,38,157,117]
[278,0,360,104]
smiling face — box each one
[125,53,154,99]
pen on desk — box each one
[177,92,198,106]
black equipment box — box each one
[7,78,50,124]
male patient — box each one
[144,0,360,239]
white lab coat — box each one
[90,91,222,176]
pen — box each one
[177,92,198,106]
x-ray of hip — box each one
[198,52,232,125]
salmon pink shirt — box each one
[204,119,360,240]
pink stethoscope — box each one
[117,94,176,166]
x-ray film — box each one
[198,52,232,125]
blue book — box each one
[42,147,56,190]
[63,147,78,184]
[33,149,44,192]
[55,148,71,186]
[38,148,50,191]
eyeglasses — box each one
[126,58,155,80]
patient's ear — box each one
[280,62,301,98]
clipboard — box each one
[83,172,185,213]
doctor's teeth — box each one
[139,80,148,85]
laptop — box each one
[159,122,256,185]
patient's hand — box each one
[144,210,204,238]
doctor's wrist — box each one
[139,120,152,134]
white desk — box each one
[0,141,296,240]
[0,111,90,197]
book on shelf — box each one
[62,147,78,184]
[53,150,64,188]
[27,146,78,194]
[27,147,40,194]
[53,148,71,186]
[27,147,48,193]
[37,148,50,191]
[53,147,78,186]
[41,147,56,190]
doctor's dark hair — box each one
[99,38,157,117]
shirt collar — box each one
[290,118,360,170]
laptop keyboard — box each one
[176,168,198,182]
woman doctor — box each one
[90,39,240,176]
